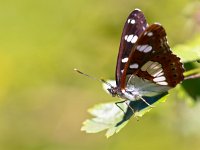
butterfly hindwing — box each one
[116,9,148,87]
[120,24,184,89]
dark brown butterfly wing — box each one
[116,9,148,87]
[120,24,184,89]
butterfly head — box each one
[106,86,140,101]
[107,87,119,97]
[102,80,124,97]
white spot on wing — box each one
[131,19,135,24]
[143,45,152,53]
[153,64,162,70]
[141,61,154,71]
[127,34,133,42]
[121,57,128,63]
[136,45,153,53]
[125,35,128,40]
[152,68,163,77]
[131,35,138,43]
[147,32,153,36]
[153,76,166,82]
[157,72,164,77]
[137,45,148,52]
[129,63,139,69]
[157,81,168,85]
[127,19,135,24]
[142,61,165,79]
[149,62,159,69]
[148,64,162,75]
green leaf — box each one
[81,80,169,138]
[81,95,168,137]
[134,95,168,117]
[172,85,196,106]
[184,68,200,77]
[173,36,200,63]
[81,102,129,138]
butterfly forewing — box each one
[120,24,184,89]
[116,9,148,87]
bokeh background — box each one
[0,0,200,150]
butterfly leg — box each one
[140,96,155,108]
[115,100,126,114]
[124,101,140,121]
[115,100,137,114]
[116,100,140,120]
[124,100,135,114]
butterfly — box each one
[75,8,185,113]
[104,8,185,110]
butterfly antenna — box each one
[74,68,114,88]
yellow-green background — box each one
[0,0,200,150]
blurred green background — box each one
[0,0,200,150]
